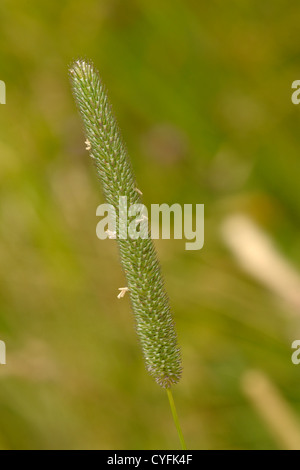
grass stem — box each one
[166,388,187,450]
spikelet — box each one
[69,59,182,388]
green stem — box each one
[166,388,187,450]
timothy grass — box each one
[69,58,185,447]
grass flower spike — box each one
[69,59,182,389]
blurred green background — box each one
[1,0,300,450]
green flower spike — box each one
[69,59,185,448]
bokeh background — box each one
[1,0,300,450]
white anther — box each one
[105,229,117,239]
[136,214,148,223]
[85,139,91,150]
[117,287,129,299]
